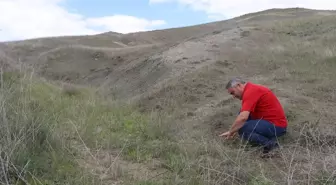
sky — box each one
[1,0,336,41]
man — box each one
[219,77,287,157]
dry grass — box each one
[4,70,333,185]
[0,70,180,184]
[2,8,336,185]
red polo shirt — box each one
[241,82,287,128]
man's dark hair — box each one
[226,77,246,89]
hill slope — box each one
[1,7,336,184]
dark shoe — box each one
[263,142,279,153]
[260,143,280,159]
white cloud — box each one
[0,0,166,42]
[86,15,165,34]
[149,0,336,19]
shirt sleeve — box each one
[241,91,261,112]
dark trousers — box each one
[238,117,287,151]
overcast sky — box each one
[0,0,335,41]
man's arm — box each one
[219,111,250,138]
[229,111,250,134]
[220,91,258,138]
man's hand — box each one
[219,131,237,140]
[218,111,249,140]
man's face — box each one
[227,84,244,100]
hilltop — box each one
[1,7,336,184]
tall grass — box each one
[0,71,97,184]
[0,70,178,184]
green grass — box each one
[1,70,277,185]
[249,176,273,185]
[0,72,97,184]
[0,71,180,184]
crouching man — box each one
[219,77,287,158]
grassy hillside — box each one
[0,71,181,184]
[1,7,336,185]
[2,70,335,185]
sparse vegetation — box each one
[1,7,336,185]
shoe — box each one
[263,142,279,152]
[260,143,280,159]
